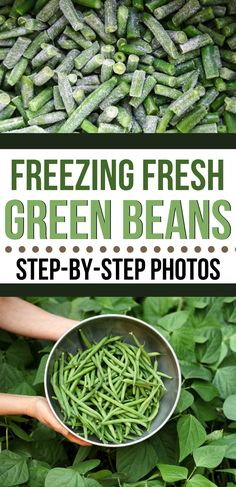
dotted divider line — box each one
[4,246,232,253]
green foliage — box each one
[0,296,236,486]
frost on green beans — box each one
[0,0,236,132]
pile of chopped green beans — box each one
[1,0,236,133]
[51,332,169,444]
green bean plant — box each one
[0,296,236,486]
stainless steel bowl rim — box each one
[44,314,181,448]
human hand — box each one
[28,396,90,446]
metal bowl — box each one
[44,314,181,448]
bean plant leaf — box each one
[45,468,85,487]
[142,297,179,325]
[175,389,194,413]
[0,450,29,487]
[223,395,236,420]
[158,311,189,332]
[73,460,101,474]
[213,367,236,399]
[186,474,218,487]
[116,441,157,482]
[33,354,49,385]
[193,445,226,469]
[180,362,212,381]
[177,414,207,462]
[190,381,218,402]
[27,459,50,487]
[157,464,188,482]
[229,334,236,352]
[211,434,236,459]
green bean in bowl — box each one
[44,315,181,447]
[51,332,169,444]
[0,0,236,133]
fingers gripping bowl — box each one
[44,314,181,447]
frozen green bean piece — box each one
[202,44,219,80]
[31,43,59,68]
[130,69,145,97]
[58,77,117,132]
[0,27,29,40]
[58,72,76,115]
[47,16,68,40]
[98,105,118,123]
[0,48,9,60]
[113,62,126,75]
[105,0,117,34]
[154,84,181,100]
[180,34,212,54]
[26,97,52,117]
[32,66,54,86]
[64,26,91,50]
[192,123,217,133]
[177,106,207,133]
[169,85,205,116]
[74,41,99,70]
[186,6,214,25]
[223,23,236,38]
[3,37,30,69]
[29,110,66,125]
[153,58,176,76]
[56,49,79,75]
[101,44,115,59]
[36,0,59,22]
[225,111,236,133]
[154,0,185,20]
[198,87,218,108]
[119,42,146,56]
[81,119,98,132]
[153,72,176,87]
[73,87,85,104]
[127,8,140,40]
[82,53,104,75]
[0,116,25,132]
[143,94,158,114]
[198,23,225,48]
[130,75,156,108]
[98,122,124,133]
[126,54,139,72]
[0,91,10,111]
[142,13,178,59]
[117,5,128,37]
[225,97,236,114]
[227,35,236,52]
[28,86,53,112]
[229,0,236,15]
[8,57,28,86]
[167,30,187,45]
[156,108,173,132]
[53,85,64,110]
[6,125,46,132]
[143,114,158,132]
[220,49,236,65]
[172,0,201,27]
[117,104,132,129]
[84,11,116,44]
[0,103,16,120]
[220,67,236,81]
[114,51,126,63]
[74,0,102,8]
[23,31,49,59]
[21,75,34,108]
[101,58,115,82]
[59,0,83,32]
[100,80,129,110]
